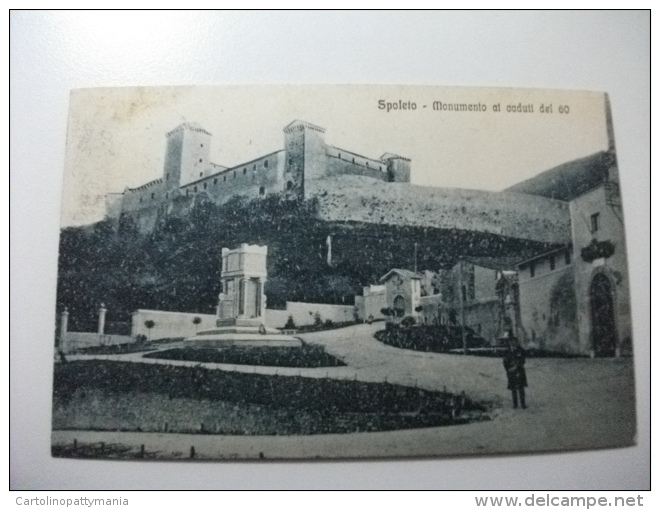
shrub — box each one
[284,315,296,329]
[401,316,416,327]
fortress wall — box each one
[120,179,167,214]
[181,151,285,203]
[324,146,389,182]
[308,176,571,245]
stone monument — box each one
[185,244,301,346]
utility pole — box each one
[458,259,467,355]
[414,242,418,274]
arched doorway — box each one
[393,295,406,319]
[590,273,616,357]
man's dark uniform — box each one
[503,338,527,409]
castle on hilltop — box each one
[107,120,410,230]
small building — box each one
[354,284,387,322]
[380,269,423,321]
[420,257,519,344]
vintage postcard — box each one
[51,85,636,460]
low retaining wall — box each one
[64,332,132,351]
[131,310,217,340]
[266,302,356,329]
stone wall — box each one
[64,332,132,351]
[181,151,285,203]
[309,175,571,245]
[517,254,579,353]
[131,309,218,340]
[266,301,357,329]
[324,146,389,181]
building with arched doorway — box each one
[379,269,423,323]
[510,132,631,356]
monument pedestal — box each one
[185,318,301,347]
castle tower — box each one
[217,244,268,328]
[283,120,327,199]
[163,123,212,189]
[381,153,411,183]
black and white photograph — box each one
[49,85,637,461]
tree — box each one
[192,316,202,332]
[144,320,155,341]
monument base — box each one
[184,322,302,347]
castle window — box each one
[243,168,247,175]
[199,159,202,163]
[194,186,198,192]
[199,172,203,177]
[200,144,203,147]
[139,197,143,203]
[233,171,236,179]
[151,192,155,200]
[591,212,600,233]
[338,153,341,158]
[224,176,227,182]
[352,158,355,163]
[289,158,293,166]
[565,251,571,265]
[214,178,218,185]
[549,255,555,270]
[366,162,369,167]
[259,186,265,195]
[186,189,189,196]
[166,192,169,199]
[529,262,536,278]
[264,160,269,168]
[203,183,207,190]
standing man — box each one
[503,331,528,409]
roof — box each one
[513,245,572,268]
[458,256,525,272]
[166,122,212,137]
[380,152,411,162]
[380,269,422,283]
[505,151,615,201]
[283,120,326,134]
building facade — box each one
[511,148,631,356]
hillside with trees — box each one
[56,195,558,332]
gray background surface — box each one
[10,11,650,489]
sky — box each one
[61,85,610,227]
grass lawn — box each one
[52,360,486,438]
